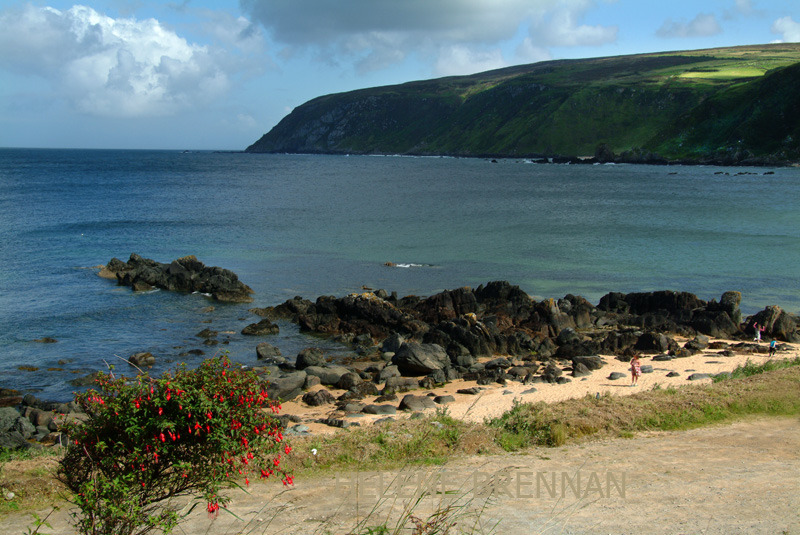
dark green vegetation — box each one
[247,44,800,164]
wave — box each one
[383,262,435,268]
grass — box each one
[282,408,501,476]
[677,67,766,79]
[0,447,64,515]
[713,356,800,381]
[488,362,800,451]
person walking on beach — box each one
[769,339,777,357]
[754,322,765,342]
[630,354,642,386]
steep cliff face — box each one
[648,61,800,164]
[246,44,800,164]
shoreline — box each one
[279,337,799,434]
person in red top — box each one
[630,354,642,386]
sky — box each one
[1,0,799,150]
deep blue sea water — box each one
[1,148,798,400]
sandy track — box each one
[4,417,799,534]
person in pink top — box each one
[630,354,642,386]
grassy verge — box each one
[282,409,501,476]
[490,360,800,451]
[0,447,64,515]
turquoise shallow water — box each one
[1,149,798,400]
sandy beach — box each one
[280,338,799,432]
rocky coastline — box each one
[3,275,798,449]
[251,281,798,410]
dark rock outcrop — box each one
[103,254,254,303]
[747,306,800,342]
[242,318,280,336]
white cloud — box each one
[515,39,553,64]
[0,4,262,117]
[434,46,506,77]
[241,0,617,76]
[771,16,800,42]
[656,13,722,38]
[526,6,618,49]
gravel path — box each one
[6,417,798,534]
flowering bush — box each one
[57,354,291,535]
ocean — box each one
[1,148,798,401]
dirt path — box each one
[6,417,799,534]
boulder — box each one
[399,395,437,411]
[685,335,710,351]
[196,328,217,339]
[687,373,711,381]
[635,332,676,353]
[484,357,513,370]
[383,376,419,391]
[541,363,563,383]
[295,348,326,369]
[128,352,155,368]
[362,404,397,415]
[392,342,449,376]
[265,371,307,401]
[242,318,279,336]
[303,375,321,389]
[749,306,800,342]
[0,407,21,432]
[0,430,30,449]
[381,333,405,354]
[608,372,627,380]
[571,362,592,377]
[378,365,401,382]
[256,342,284,363]
[571,355,606,371]
[303,366,351,386]
[336,372,363,391]
[302,389,336,407]
[339,382,380,401]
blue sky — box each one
[1,0,798,150]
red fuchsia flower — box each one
[284,445,291,455]
[207,502,219,518]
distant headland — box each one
[246,43,800,167]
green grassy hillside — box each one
[246,44,800,164]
